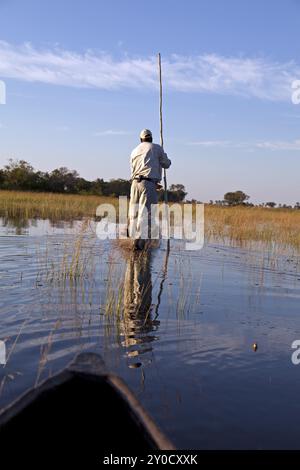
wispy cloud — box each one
[94,129,132,136]
[188,140,233,147]
[187,139,300,151]
[188,140,251,149]
[0,41,299,101]
[256,140,300,150]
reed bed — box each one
[1,190,300,252]
[0,190,117,220]
[205,205,300,252]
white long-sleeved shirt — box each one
[130,142,171,181]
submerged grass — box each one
[35,219,99,282]
[2,198,299,393]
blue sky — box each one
[0,0,300,203]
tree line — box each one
[1,162,297,208]
[210,190,300,209]
[0,159,187,202]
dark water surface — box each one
[1,217,300,449]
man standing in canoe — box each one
[129,129,171,250]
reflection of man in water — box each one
[121,250,159,367]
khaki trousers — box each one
[129,180,158,240]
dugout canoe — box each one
[0,353,174,460]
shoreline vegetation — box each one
[1,189,300,252]
[0,159,187,203]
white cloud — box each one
[188,140,232,147]
[256,140,300,150]
[188,140,251,149]
[0,41,299,101]
[187,139,300,151]
[94,129,131,136]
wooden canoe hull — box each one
[0,353,174,460]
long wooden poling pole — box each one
[158,53,168,204]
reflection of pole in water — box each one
[154,240,170,319]
[122,249,159,368]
